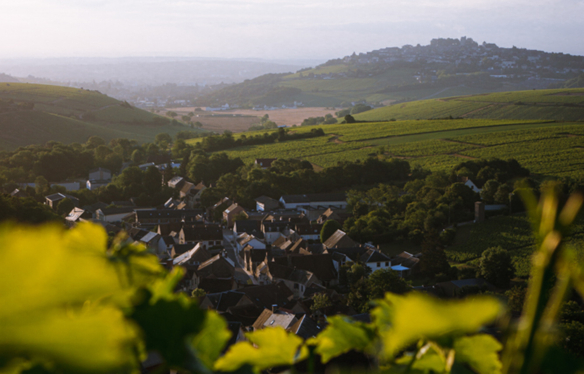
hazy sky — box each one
[2,0,583,60]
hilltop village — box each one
[317,37,584,85]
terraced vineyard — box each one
[0,83,199,150]
[354,88,584,122]
[191,118,584,179]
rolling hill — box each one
[0,83,199,150]
[187,89,584,180]
[353,88,584,122]
[193,37,584,108]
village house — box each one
[223,203,246,228]
[134,209,203,227]
[254,195,280,212]
[279,193,347,210]
[178,223,223,249]
[86,167,112,190]
[235,233,266,253]
[64,207,92,227]
[232,220,263,238]
[267,263,317,297]
[45,193,80,210]
[254,158,277,169]
[191,253,236,290]
[95,206,136,223]
[167,176,185,189]
[273,253,338,287]
[179,181,207,208]
[322,229,360,250]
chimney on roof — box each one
[271,304,278,313]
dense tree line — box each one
[191,128,325,153]
[197,156,411,209]
[0,194,62,224]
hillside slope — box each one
[0,83,197,150]
[188,117,584,180]
[193,37,584,108]
[353,88,584,122]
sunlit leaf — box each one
[308,316,375,363]
[214,327,308,372]
[371,293,501,360]
[393,343,448,373]
[0,306,139,373]
[0,223,125,319]
[454,335,502,374]
[191,311,232,370]
[0,223,142,373]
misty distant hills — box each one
[192,37,584,108]
[0,73,19,83]
[0,57,309,86]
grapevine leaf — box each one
[371,293,501,361]
[0,307,139,374]
[0,223,127,318]
[191,310,232,370]
[308,316,375,363]
[0,223,141,373]
[453,335,502,374]
[393,344,448,373]
[214,327,308,372]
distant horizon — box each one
[1,35,583,67]
[2,0,583,61]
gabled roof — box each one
[233,220,261,234]
[288,238,307,254]
[10,189,28,198]
[253,309,297,330]
[82,201,109,214]
[45,192,78,202]
[181,224,223,241]
[173,243,212,266]
[237,233,264,247]
[168,176,183,185]
[239,282,294,309]
[361,249,391,263]
[225,203,245,215]
[198,278,234,294]
[127,227,150,241]
[204,291,248,312]
[65,207,92,222]
[274,254,337,282]
[268,263,313,285]
[288,315,322,339]
[255,195,280,206]
[323,229,359,249]
[171,244,196,258]
[196,254,235,279]
[326,247,369,263]
[180,181,195,194]
[139,231,160,244]
[97,206,135,216]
